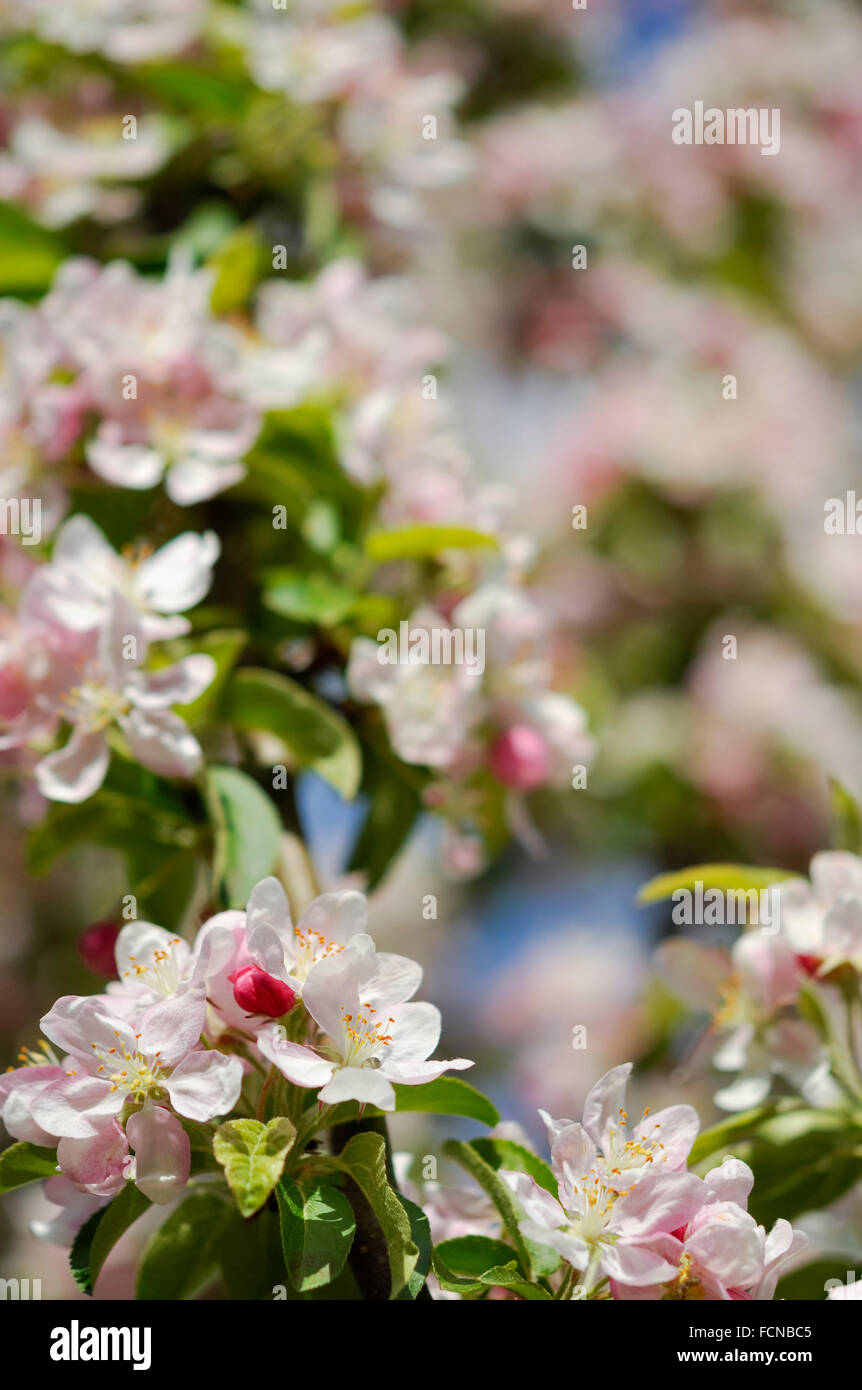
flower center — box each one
[606,1105,668,1171]
[122,938,184,996]
[292,926,345,983]
[83,1030,165,1102]
[61,679,130,732]
[11,1039,59,1070]
[338,1003,395,1067]
[662,1253,706,1301]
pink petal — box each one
[127,1106,190,1205]
[164,1050,242,1121]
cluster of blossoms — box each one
[0,242,591,860]
[503,1064,806,1300]
[0,876,470,1236]
[2,902,808,1302]
[398,1062,806,1301]
[1,516,219,802]
[0,0,473,239]
[659,851,862,1112]
[347,582,594,870]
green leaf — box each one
[240,407,363,524]
[0,201,64,295]
[637,863,799,905]
[0,1141,58,1195]
[393,1078,499,1126]
[397,1195,432,1301]
[738,1110,862,1227]
[137,1192,231,1300]
[689,1102,785,1166]
[434,1235,521,1279]
[222,668,361,799]
[70,1183,151,1296]
[276,1178,356,1292]
[207,225,267,315]
[325,1132,418,1299]
[326,1077,501,1130]
[262,569,356,626]
[441,1139,537,1281]
[213,1117,296,1218]
[347,742,422,890]
[829,778,862,854]
[206,765,283,907]
[137,64,251,120]
[364,523,499,564]
[467,1138,556,1196]
[777,1258,857,1301]
[218,1206,289,1300]
[431,1246,550,1299]
[182,1121,221,1175]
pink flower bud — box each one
[77,920,120,978]
[0,664,30,722]
[489,725,551,791]
[229,965,296,1018]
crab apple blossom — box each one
[257,934,472,1110]
[777,851,862,975]
[37,254,260,505]
[7,0,207,63]
[102,878,372,1037]
[34,991,241,1134]
[502,1135,706,1290]
[565,1061,699,1184]
[30,1175,110,1247]
[25,514,220,640]
[657,931,832,1112]
[16,991,242,1205]
[609,1159,807,1301]
[34,593,216,803]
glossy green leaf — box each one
[206,765,283,907]
[137,1191,231,1300]
[0,1141,59,1195]
[276,1178,355,1292]
[222,668,361,799]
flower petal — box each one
[256,1029,334,1089]
[120,707,203,778]
[35,729,110,804]
[126,1106,190,1205]
[318,1066,396,1110]
[164,1050,242,1121]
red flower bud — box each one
[77,920,120,978]
[489,725,551,791]
[796,953,822,978]
[229,965,297,1018]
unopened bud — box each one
[77,920,120,978]
[489,725,550,791]
[229,965,296,1018]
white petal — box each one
[35,730,110,803]
[318,1067,396,1110]
[127,654,216,709]
[87,431,165,490]
[120,708,203,778]
[165,455,246,506]
[135,530,220,613]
